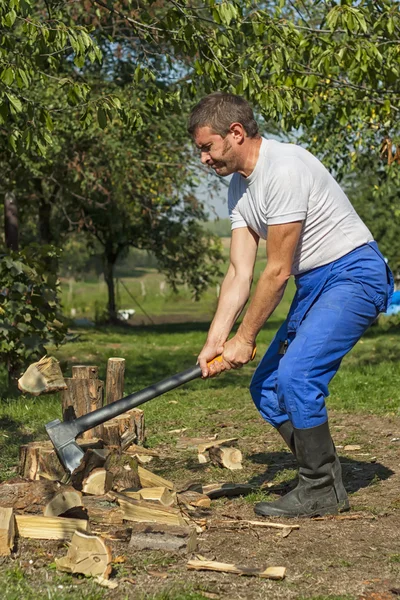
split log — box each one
[138,466,174,490]
[129,522,197,554]
[197,438,238,454]
[82,469,113,496]
[123,487,176,507]
[102,409,145,449]
[0,508,15,555]
[132,408,145,446]
[0,479,72,513]
[105,452,140,491]
[61,367,104,440]
[18,356,67,396]
[187,560,286,580]
[202,483,255,499]
[177,491,211,509]
[105,358,125,405]
[19,441,67,482]
[56,530,112,579]
[208,446,243,471]
[81,496,124,526]
[19,439,103,482]
[176,435,218,450]
[71,449,110,490]
[15,515,89,539]
[112,491,186,526]
[44,489,83,517]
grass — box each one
[1,270,400,599]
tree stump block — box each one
[61,365,104,440]
[105,358,125,405]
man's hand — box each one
[222,334,256,371]
[198,343,225,378]
[198,335,255,378]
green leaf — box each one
[5,92,22,113]
[1,67,14,86]
[3,9,17,27]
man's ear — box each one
[229,122,246,144]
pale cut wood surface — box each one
[187,560,286,580]
[208,446,243,470]
[43,489,83,517]
[18,356,67,396]
[0,507,15,555]
[138,466,174,490]
[56,530,112,579]
[82,469,113,496]
[15,515,89,539]
[112,491,186,526]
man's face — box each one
[194,126,237,176]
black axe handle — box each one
[73,363,202,436]
[72,348,256,437]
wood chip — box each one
[187,560,286,579]
[211,519,299,530]
[56,530,112,579]
[344,445,361,451]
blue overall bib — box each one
[250,242,394,430]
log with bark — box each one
[81,496,124,527]
[0,479,77,514]
[0,507,15,555]
[61,366,104,440]
[82,469,113,496]
[19,441,68,482]
[102,409,145,449]
[56,530,112,579]
[18,356,67,396]
[104,452,140,491]
[208,446,243,470]
[71,448,110,490]
[129,522,197,554]
[177,491,211,509]
[105,357,125,405]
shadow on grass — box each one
[0,416,39,480]
[246,450,394,496]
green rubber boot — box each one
[255,422,349,518]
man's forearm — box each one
[238,268,289,344]
[206,270,252,347]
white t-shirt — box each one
[228,138,373,274]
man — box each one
[188,92,393,518]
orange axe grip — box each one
[206,346,257,367]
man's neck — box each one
[237,136,262,178]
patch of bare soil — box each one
[5,411,400,600]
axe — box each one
[46,349,256,474]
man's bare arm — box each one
[236,221,303,347]
[198,226,259,376]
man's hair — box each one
[188,92,259,139]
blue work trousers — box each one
[250,243,393,430]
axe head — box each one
[45,418,85,473]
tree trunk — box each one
[103,251,118,322]
[4,191,18,251]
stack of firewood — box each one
[0,356,287,585]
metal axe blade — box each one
[45,418,85,474]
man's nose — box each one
[200,151,210,165]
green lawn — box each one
[1,276,399,600]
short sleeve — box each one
[264,159,311,225]
[228,174,247,230]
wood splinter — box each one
[187,560,286,580]
[18,356,67,396]
[0,507,15,556]
[56,530,112,579]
